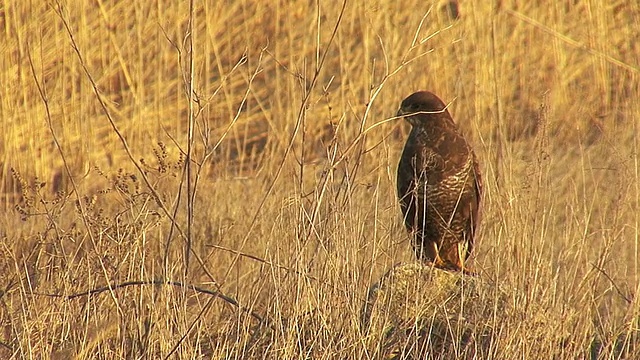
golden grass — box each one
[1,0,639,358]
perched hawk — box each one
[396,91,482,274]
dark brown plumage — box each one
[396,91,482,273]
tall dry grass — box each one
[1,0,639,358]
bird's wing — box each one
[415,146,446,195]
[470,155,482,236]
[461,155,482,260]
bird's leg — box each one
[419,241,449,269]
[457,242,478,276]
[436,241,462,269]
[461,266,478,276]
[433,241,478,276]
[417,238,477,275]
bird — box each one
[396,91,482,274]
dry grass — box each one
[1,0,639,358]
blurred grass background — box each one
[1,0,639,358]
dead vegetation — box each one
[1,0,639,358]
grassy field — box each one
[1,0,639,358]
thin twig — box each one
[25,35,125,318]
[185,0,196,278]
[207,243,319,281]
[165,296,215,359]
[591,263,634,305]
[51,1,217,285]
[220,0,349,285]
[506,9,639,74]
[39,280,273,329]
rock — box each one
[361,263,507,359]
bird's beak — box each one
[398,107,416,122]
[398,107,422,127]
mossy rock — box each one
[361,263,507,359]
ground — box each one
[1,1,639,358]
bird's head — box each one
[397,91,452,127]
